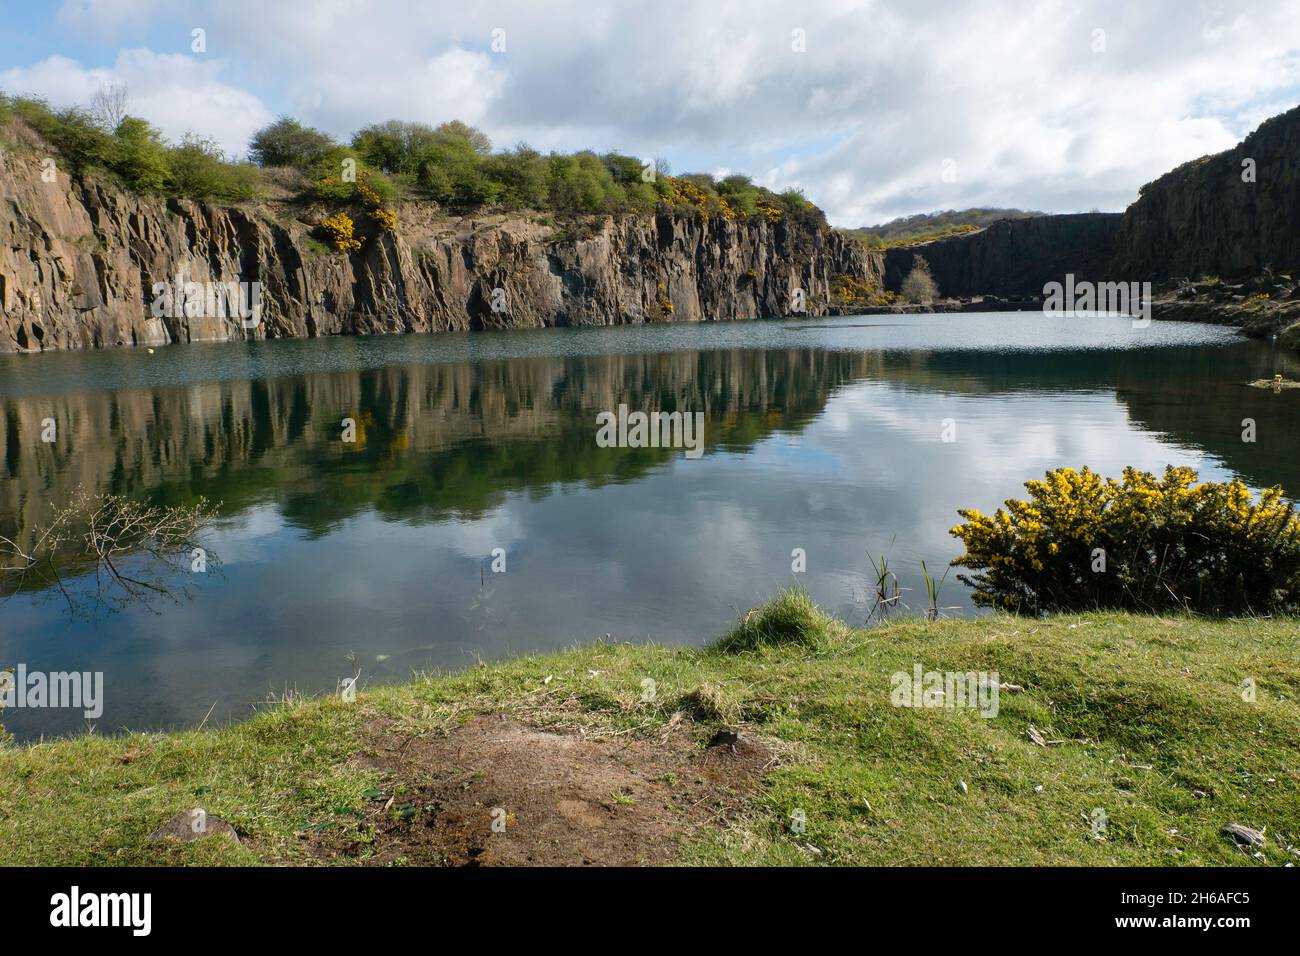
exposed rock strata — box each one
[6,101,1300,351]
[0,125,879,353]
[1110,105,1300,282]
[877,104,1300,310]
[881,213,1121,298]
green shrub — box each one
[107,116,169,192]
[306,147,394,206]
[434,120,491,155]
[415,133,491,206]
[776,187,827,232]
[352,120,443,175]
[12,99,115,174]
[7,97,260,201]
[308,146,363,202]
[951,466,1300,615]
[545,151,625,214]
[249,117,336,168]
[714,586,844,653]
[10,96,835,226]
[718,174,761,216]
[483,145,551,209]
[167,134,259,201]
[351,120,494,208]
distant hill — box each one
[839,208,1044,248]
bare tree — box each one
[0,490,219,617]
[89,82,130,133]
[901,254,939,305]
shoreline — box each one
[3,595,1297,866]
[834,294,1300,341]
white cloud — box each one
[285,48,506,136]
[1,48,274,157]
[23,0,1300,221]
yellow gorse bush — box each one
[657,176,741,222]
[316,171,397,251]
[833,274,898,306]
[368,206,398,232]
[950,466,1300,615]
[320,212,362,252]
[357,176,398,232]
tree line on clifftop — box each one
[0,91,824,227]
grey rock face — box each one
[1111,104,1300,282]
[876,106,1300,299]
[0,135,880,353]
[881,213,1123,298]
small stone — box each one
[148,808,239,843]
[958,780,968,794]
[1222,823,1265,848]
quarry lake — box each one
[2,313,1297,740]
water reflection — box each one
[1,318,1296,739]
[2,349,872,551]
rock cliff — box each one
[879,105,1300,301]
[1110,104,1300,282]
[7,100,1300,352]
[881,213,1121,298]
[0,121,879,353]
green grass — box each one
[2,595,1297,866]
[713,584,846,653]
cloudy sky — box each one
[2,0,1298,225]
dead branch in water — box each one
[0,490,220,616]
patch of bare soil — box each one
[324,714,772,866]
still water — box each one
[2,314,1296,739]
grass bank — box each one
[2,593,1297,866]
